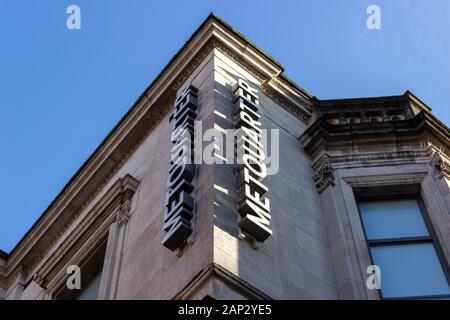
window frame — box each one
[357,195,450,300]
[33,174,139,300]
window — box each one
[54,241,107,300]
[359,198,450,299]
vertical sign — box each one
[162,85,198,251]
[233,79,272,243]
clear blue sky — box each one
[1,1,449,253]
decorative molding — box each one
[343,172,427,188]
[330,148,432,169]
[172,38,216,91]
[173,263,272,300]
[308,141,442,172]
[213,39,268,82]
[26,174,139,294]
[262,86,311,123]
[312,155,335,193]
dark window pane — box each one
[360,199,429,240]
[371,243,450,298]
[76,271,102,300]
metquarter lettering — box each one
[234,79,272,243]
[162,85,198,251]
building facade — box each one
[1,14,450,300]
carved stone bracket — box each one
[430,152,450,179]
[33,273,46,289]
[115,174,139,226]
[117,199,132,226]
[313,156,335,193]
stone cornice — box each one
[313,91,431,116]
[3,14,313,291]
[301,109,450,193]
[300,111,450,161]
